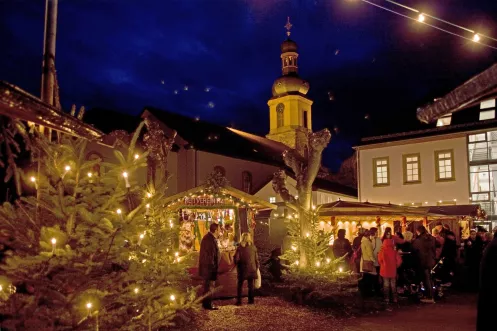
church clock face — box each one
[276,103,285,113]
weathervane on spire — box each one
[284,17,292,37]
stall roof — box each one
[162,185,277,210]
[318,201,480,218]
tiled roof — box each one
[417,62,497,123]
[0,81,103,140]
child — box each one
[264,248,287,282]
[378,235,402,303]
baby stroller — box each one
[398,254,445,301]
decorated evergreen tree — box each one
[0,123,199,330]
[281,209,338,271]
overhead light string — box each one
[356,0,497,50]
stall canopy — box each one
[318,200,482,218]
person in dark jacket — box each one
[436,222,457,285]
[199,223,220,310]
[333,229,352,268]
[464,229,484,291]
[412,225,436,303]
[264,248,287,282]
[477,227,497,331]
[234,232,260,305]
[352,228,365,274]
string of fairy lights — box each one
[355,0,497,50]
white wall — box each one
[255,178,357,205]
[358,136,470,206]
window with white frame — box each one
[269,196,276,203]
[435,150,455,181]
[480,109,495,121]
[403,154,420,183]
[373,157,389,186]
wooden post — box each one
[423,216,428,228]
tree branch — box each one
[303,129,331,188]
[272,170,297,208]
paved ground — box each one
[181,293,476,331]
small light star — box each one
[205,87,211,92]
[208,101,215,108]
[161,80,165,84]
[173,90,178,94]
[184,85,189,91]
[335,49,339,55]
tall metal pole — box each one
[41,0,58,105]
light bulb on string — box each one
[170,294,176,301]
[51,238,57,253]
[473,34,480,42]
[64,165,71,172]
[122,171,130,188]
[134,287,139,294]
[418,14,425,23]
[147,192,152,198]
[134,154,139,160]
[86,302,92,316]
[30,176,36,183]
[87,172,92,178]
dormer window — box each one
[480,99,496,121]
[436,114,452,127]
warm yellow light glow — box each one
[139,233,144,239]
[319,221,325,226]
[339,267,343,273]
[87,172,92,178]
[170,294,176,301]
[473,34,480,42]
[122,171,128,178]
[312,205,316,210]
[0,285,2,291]
[146,203,150,208]
[425,201,428,204]
[86,302,92,309]
[418,14,425,22]
[453,198,457,202]
[315,261,321,267]
[170,223,173,228]
[64,165,71,171]
[51,238,56,245]
[134,287,139,294]
[116,209,122,214]
[291,245,297,251]
[306,232,310,238]
[134,154,139,159]
[30,176,36,183]
[328,221,331,225]
[326,258,331,264]
[147,192,152,198]
[174,252,179,257]
[439,200,442,203]
[294,260,299,265]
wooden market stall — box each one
[162,184,276,298]
[317,201,484,243]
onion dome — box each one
[272,75,310,97]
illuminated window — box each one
[480,110,495,121]
[435,150,455,181]
[436,114,452,127]
[269,197,276,203]
[481,99,496,109]
[403,154,421,184]
[373,157,389,186]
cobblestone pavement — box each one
[181,293,476,331]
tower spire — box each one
[284,17,292,38]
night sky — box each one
[1,0,497,170]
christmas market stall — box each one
[316,201,484,244]
[162,183,276,297]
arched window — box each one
[214,165,226,177]
[276,103,285,128]
[242,171,252,193]
[86,151,104,176]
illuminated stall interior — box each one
[162,184,276,252]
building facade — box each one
[356,97,497,229]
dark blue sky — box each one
[1,0,497,170]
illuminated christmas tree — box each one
[0,122,199,330]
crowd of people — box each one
[333,221,493,304]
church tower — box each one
[266,17,313,153]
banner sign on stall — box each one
[183,197,227,206]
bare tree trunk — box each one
[272,129,331,267]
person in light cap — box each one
[477,225,497,330]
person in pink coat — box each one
[378,234,402,303]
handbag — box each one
[255,268,262,289]
[362,260,374,273]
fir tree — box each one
[0,123,199,330]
